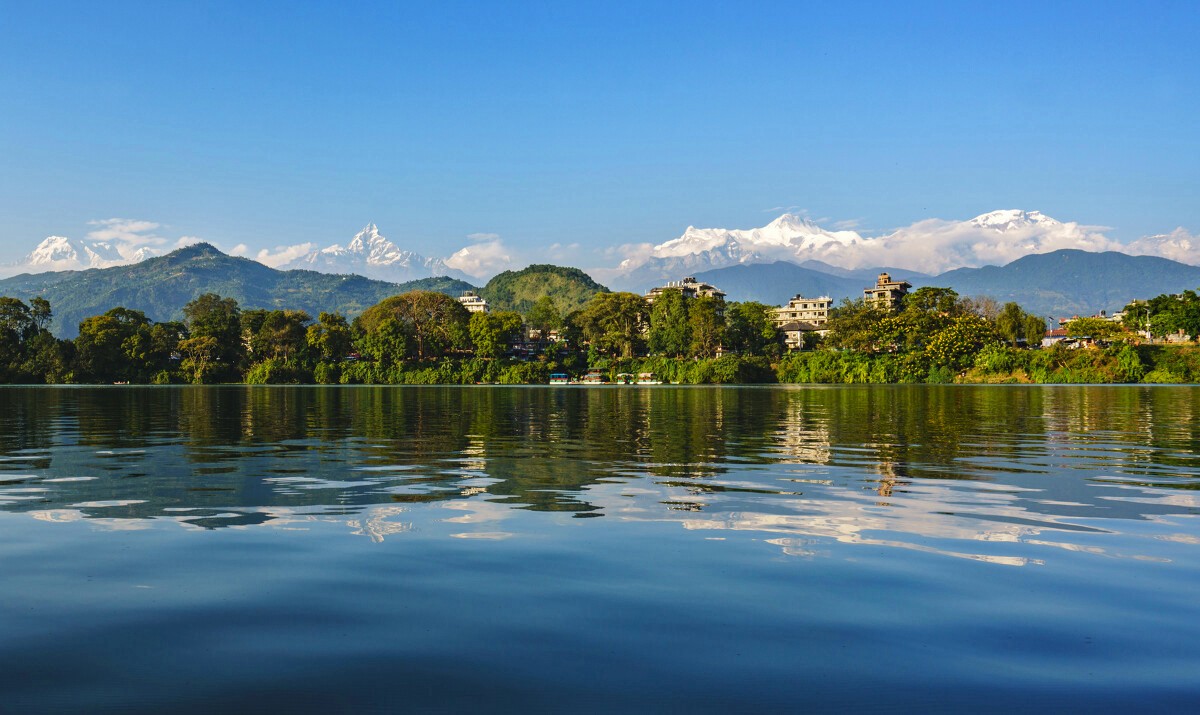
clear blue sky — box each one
[1,0,1197,264]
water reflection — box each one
[1,385,1198,563]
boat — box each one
[637,372,662,385]
[581,368,607,385]
[549,373,571,385]
[614,372,635,385]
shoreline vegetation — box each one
[2,283,1200,386]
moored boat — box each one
[581,368,607,385]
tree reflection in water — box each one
[0,385,1197,562]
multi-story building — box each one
[863,272,911,310]
[771,295,832,328]
[457,291,489,313]
[645,277,726,316]
[645,277,726,304]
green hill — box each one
[0,243,477,337]
[480,264,609,314]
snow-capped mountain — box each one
[282,223,463,282]
[5,235,158,275]
[611,213,865,288]
[608,209,1127,288]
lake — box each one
[1,385,1198,713]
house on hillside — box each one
[772,295,832,329]
[1042,328,1069,348]
[457,291,489,313]
[645,277,727,316]
[778,320,822,351]
[863,273,911,310]
[771,294,831,350]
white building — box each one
[771,295,832,328]
[457,291,489,313]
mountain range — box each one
[4,241,1199,339]
[9,210,1198,287]
[0,243,473,337]
[4,210,1200,330]
[692,250,1200,318]
[279,223,470,283]
[603,209,1185,291]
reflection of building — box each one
[774,400,832,464]
[863,273,911,310]
[457,291,489,313]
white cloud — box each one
[86,218,165,247]
[832,218,865,231]
[228,243,250,256]
[444,235,514,279]
[841,215,1122,274]
[255,243,317,268]
[1126,228,1200,265]
[175,236,204,248]
[546,242,582,263]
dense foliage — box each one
[5,277,1200,386]
[480,264,608,315]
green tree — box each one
[470,311,524,359]
[0,297,38,380]
[1023,314,1047,346]
[357,291,470,360]
[688,295,725,358]
[74,307,156,382]
[29,297,52,332]
[647,289,690,357]
[248,310,312,364]
[724,301,782,357]
[306,312,353,363]
[1063,316,1126,341]
[995,302,1025,346]
[178,336,219,383]
[925,314,1002,371]
[825,299,890,353]
[575,292,649,358]
[183,293,243,376]
[525,296,562,338]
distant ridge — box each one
[921,249,1200,317]
[0,243,476,337]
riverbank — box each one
[243,344,1200,386]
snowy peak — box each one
[969,209,1061,232]
[620,213,865,280]
[765,213,818,232]
[607,208,1142,286]
[282,223,458,282]
[14,235,146,273]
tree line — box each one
[2,283,1197,385]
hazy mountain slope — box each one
[690,262,866,305]
[922,249,1200,317]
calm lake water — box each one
[1,385,1198,713]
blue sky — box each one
[1,1,1197,269]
